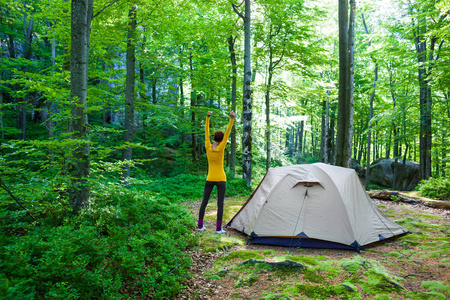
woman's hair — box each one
[214,130,225,142]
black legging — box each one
[198,181,226,222]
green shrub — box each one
[417,177,450,201]
[0,184,197,299]
[139,173,252,202]
[0,139,251,299]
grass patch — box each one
[199,231,245,253]
[194,187,449,300]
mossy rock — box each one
[303,269,326,283]
[216,250,264,262]
[273,254,322,266]
[421,281,450,296]
[293,283,358,298]
[234,274,258,288]
[375,294,391,300]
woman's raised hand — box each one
[230,111,235,119]
[207,111,213,117]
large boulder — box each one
[369,158,420,191]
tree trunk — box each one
[228,36,237,177]
[123,5,137,182]
[442,133,446,177]
[294,122,299,156]
[242,0,252,185]
[328,104,336,165]
[346,0,356,167]
[361,14,378,190]
[265,45,274,171]
[365,64,377,189]
[18,4,34,140]
[320,99,326,162]
[411,6,444,179]
[335,0,353,168]
[298,120,304,157]
[178,47,186,145]
[0,71,3,148]
[367,190,450,209]
[320,69,332,164]
[46,22,57,138]
[16,8,34,140]
[69,0,93,213]
[189,49,197,162]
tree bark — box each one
[345,0,356,168]
[410,6,445,179]
[228,36,237,177]
[367,190,450,209]
[265,37,274,171]
[16,5,34,140]
[328,103,336,164]
[0,71,3,147]
[242,0,252,185]
[361,13,377,189]
[123,5,137,182]
[335,0,352,168]
[69,0,93,213]
[233,0,252,185]
[189,49,197,161]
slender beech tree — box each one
[0,70,3,148]
[228,35,238,177]
[408,1,446,179]
[189,48,197,162]
[263,23,284,171]
[320,71,332,164]
[18,2,34,140]
[69,0,93,212]
[362,13,378,189]
[233,0,252,186]
[123,5,137,182]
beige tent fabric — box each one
[228,163,407,247]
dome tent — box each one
[226,163,407,251]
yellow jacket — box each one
[205,116,234,182]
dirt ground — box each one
[175,199,450,300]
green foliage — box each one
[0,179,197,299]
[417,177,450,201]
[421,281,450,295]
[140,173,252,202]
[404,280,450,299]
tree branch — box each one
[93,0,120,19]
[434,39,445,62]
[0,178,39,223]
[232,1,244,20]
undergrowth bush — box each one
[139,173,252,202]
[0,139,252,299]
[0,183,197,299]
[417,177,450,201]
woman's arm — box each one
[222,111,235,143]
[205,111,213,146]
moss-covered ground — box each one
[183,196,449,299]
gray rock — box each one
[369,158,420,191]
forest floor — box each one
[175,196,450,300]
